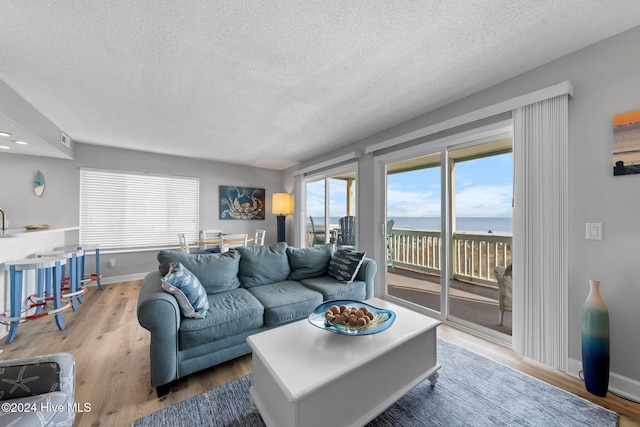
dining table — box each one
[195,236,253,246]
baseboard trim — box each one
[100,273,147,285]
[568,357,640,403]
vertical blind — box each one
[80,168,199,250]
[512,93,569,371]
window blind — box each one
[512,93,569,371]
[80,168,199,250]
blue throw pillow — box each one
[328,249,366,284]
[287,243,334,280]
[161,262,209,319]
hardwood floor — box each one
[1,280,638,426]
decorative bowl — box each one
[308,299,396,336]
[24,224,52,230]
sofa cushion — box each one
[161,262,209,319]
[287,243,334,280]
[328,249,367,283]
[178,288,264,349]
[299,276,367,301]
[157,250,241,294]
[236,242,291,287]
[247,281,323,326]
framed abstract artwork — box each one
[613,109,640,176]
[219,186,265,220]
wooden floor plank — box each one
[0,280,638,426]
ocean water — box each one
[393,217,512,234]
[310,217,512,234]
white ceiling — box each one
[1,1,640,170]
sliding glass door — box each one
[386,153,442,314]
[448,140,513,335]
[381,123,513,340]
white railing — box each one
[388,229,441,276]
[388,228,512,286]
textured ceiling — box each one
[2,1,640,170]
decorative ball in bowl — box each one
[308,299,396,336]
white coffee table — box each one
[247,298,441,427]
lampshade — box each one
[272,193,293,215]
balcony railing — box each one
[305,225,512,287]
[389,228,512,287]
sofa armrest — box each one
[356,258,377,299]
[137,270,181,388]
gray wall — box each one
[0,143,284,279]
[286,26,640,386]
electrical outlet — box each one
[107,259,116,268]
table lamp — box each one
[272,193,293,242]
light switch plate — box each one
[586,223,603,240]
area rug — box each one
[134,340,618,426]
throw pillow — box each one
[0,362,61,400]
[161,262,209,319]
[157,250,241,294]
[328,249,366,284]
[287,243,334,280]
[236,242,291,287]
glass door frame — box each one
[300,162,359,249]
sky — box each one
[388,152,513,218]
[307,152,513,219]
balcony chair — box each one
[336,215,356,249]
[493,264,513,326]
[387,219,395,272]
[309,216,327,246]
[0,352,76,427]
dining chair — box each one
[336,216,356,249]
[493,264,513,326]
[220,233,248,252]
[200,229,224,250]
[254,229,266,246]
[177,233,190,253]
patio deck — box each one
[386,268,512,336]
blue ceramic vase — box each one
[581,279,610,397]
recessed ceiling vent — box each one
[60,132,71,148]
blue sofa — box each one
[137,242,376,396]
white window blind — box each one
[512,93,569,371]
[80,168,199,250]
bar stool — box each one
[36,249,86,311]
[1,256,71,344]
[56,244,103,290]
